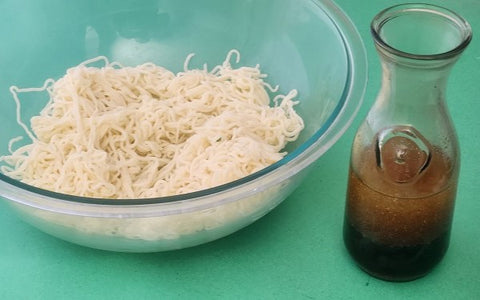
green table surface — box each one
[1,0,479,299]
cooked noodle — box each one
[0,50,304,199]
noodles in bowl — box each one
[0,0,367,252]
[1,50,304,199]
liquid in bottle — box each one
[344,126,457,281]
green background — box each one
[1,0,479,298]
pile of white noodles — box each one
[0,50,304,199]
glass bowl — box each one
[0,0,367,252]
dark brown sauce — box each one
[344,222,450,281]
[344,139,457,281]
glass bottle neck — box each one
[369,3,471,109]
[377,50,457,107]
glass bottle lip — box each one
[371,3,472,61]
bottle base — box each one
[343,222,449,282]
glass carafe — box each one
[343,4,472,282]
